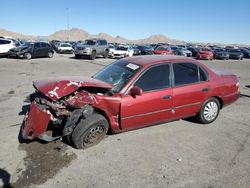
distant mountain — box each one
[0,28,36,40]
[1,27,248,46]
[0,28,182,44]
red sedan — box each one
[22,55,239,149]
[197,48,214,60]
[153,45,173,55]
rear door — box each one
[120,64,173,131]
[40,42,48,56]
[32,42,42,57]
[172,62,210,118]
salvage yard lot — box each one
[0,54,250,188]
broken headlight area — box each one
[23,90,95,141]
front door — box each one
[120,64,173,131]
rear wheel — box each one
[48,51,53,58]
[71,113,109,149]
[197,98,220,124]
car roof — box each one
[123,55,197,67]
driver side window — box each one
[135,64,170,92]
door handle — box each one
[202,88,209,92]
[163,95,171,100]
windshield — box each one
[215,48,225,52]
[171,46,179,50]
[22,42,32,47]
[83,40,96,45]
[143,46,153,50]
[61,43,71,47]
[156,46,168,51]
[116,46,128,51]
[93,60,141,93]
[229,49,241,53]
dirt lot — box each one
[0,54,250,188]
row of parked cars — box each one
[1,37,250,60]
[0,37,54,59]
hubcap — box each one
[84,126,105,146]
[203,101,218,121]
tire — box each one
[71,113,109,149]
[48,51,53,58]
[197,97,220,124]
[90,51,96,60]
[24,52,32,60]
[75,54,81,59]
[103,50,109,58]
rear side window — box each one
[173,63,199,86]
[199,67,208,81]
[41,43,46,47]
[34,43,41,48]
[135,64,170,92]
[0,39,11,44]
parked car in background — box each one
[227,49,244,60]
[22,55,240,149]
[74,38,109,60]
[0,38,16,56]
[132,46,141,56]
[239,48,250,58]
[170,46,192,57]
[197,48,213,60]
[111,45,134,58]
[108,43,117,57]
[57,43,74,54]
[213,48,229,60]
[187,47,200,57]
[153,45,173,55]
[8,42,54,59]
[170,46,185,56]
[137,45,154,55]
[176,46,192,57]
[50,40,61,51]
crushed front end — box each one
[22,90,94,142]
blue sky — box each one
[1,0,250,44]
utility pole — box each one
[66,8,69,41]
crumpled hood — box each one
[33,76,113,101]
[10,46,30,52]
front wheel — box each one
[71,113,109,149]
[24,52,32,60]
[90,51,96,60]
[197,98,220,124]
[103,50,109,58]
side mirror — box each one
[130,86,142,97]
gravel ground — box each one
[0,54,250,188]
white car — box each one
[57,43,74,54]
[111,46,134,58]
[0,38,16,56]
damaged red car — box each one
[22,55,240,149]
